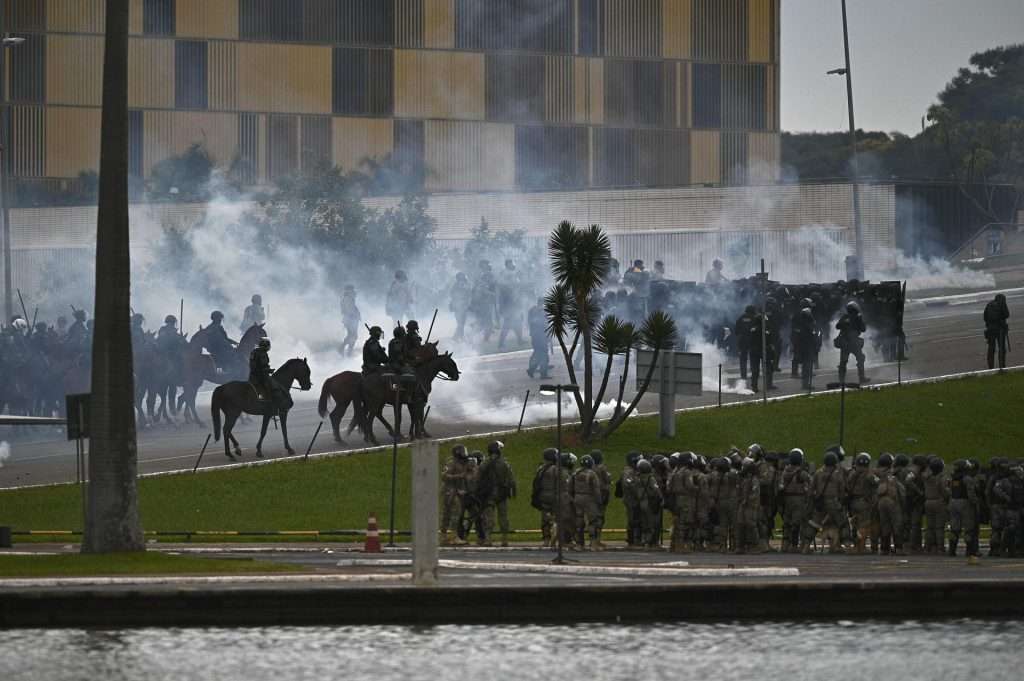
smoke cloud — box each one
[0,441,10,468]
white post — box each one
[411,439,439,586]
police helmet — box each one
[343,285,355,293]
[878,453,894,468]
[73,309,87,321]
[801,307,814,320]
[825,444,845,463]
[395,270,407,281]
[741,458,757,473]
[929,458,945,474]
[369,326,382,336]
[911,454,929,468]
[748,444,765,460]
[581,454,595,469]
[258,338,271,349]
[542,448,558,463]
[846,301,860,314]
[713,258,723,268]
[894,453,910,468]
[591,450,603,465]
[697,455,708,470]
[801,297,814,308]
[729,452,743,469]
[788,448,805,467]
[252,294,262,304]
[210,311,224,321]
[12,317,27,331]
[953,459,967,472]
[669,452,682,468]
[823,451,839,467]
[633,259,644,269]
[854,452,871,467]
[651,454,667,467]
[131,313,145,324]
[626,451,642,468]
[710,457,728,472]
[406,320,419,332]
[969,458,981,473]
[568,453,578,467]
[487,440,504,457]
[680,451,697,468]
[636,459,653,473]
[164,315,177,325]
[394,326,406,337]
[452,444,468,459]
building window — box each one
[485,53,544,122]
[144,0,176,36]
[692,63,722,128]
[8,33,44,104]
[175,40,208,110]
[129,110,144,177]
[332,48,393,116]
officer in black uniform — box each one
[792,306,818,389]
[984,293,1010,370]
[388,326,408,373]
[249,337,275,403]
[405,320,423,353]
[748,310,776,392]
[207,310,238,369]
[65,309,89,348]
[130,313,146,353]
[362,326,388,375]
[836,301,868,384]
[734,305,756,381]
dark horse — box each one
[181,324,267,426]
[318,344,460,446]
[211,357,313,461]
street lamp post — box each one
[539,383,578,565]
[828,0,865,281]
[0,34,25,322]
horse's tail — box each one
[211,386,222,441]
[318,378,332,419]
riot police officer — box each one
[836,301,868,384]
[362,326,388,375]
[984,293,1010,370]
[207,310,238,369]
[405,320,423,354]
[388,326,408,373]
[249,337,276,404]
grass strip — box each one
[1,372,1021,539]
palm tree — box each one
[544,222,680,441]
[83,0,144,554]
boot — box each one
[858,367,870,384]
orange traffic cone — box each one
[364,512,382,553]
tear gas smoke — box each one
[0,441,10,468]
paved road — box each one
[2,286,1021,488]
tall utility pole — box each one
[0,33,25,322]
[841,0,865,280]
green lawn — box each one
[1,372,1021,540]
[0,552,299,577]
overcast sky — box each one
[782,0,1024,133]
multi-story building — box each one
[3,0,780,195]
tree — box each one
[544,222,678,441]
[83,0,144,553]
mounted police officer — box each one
[984,293,1010,370]
[157,315,179,345]
[405,320,423,354]
[206,310,238,370]
[361,326,388,375]
[65,309,88,349]
[241,294,266,334]
[836,301,869,384]
[388,326,409,374]
[249,337,280,407]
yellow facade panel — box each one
[395,50,482,120]
[129,0,143,34]
[545,56,574,123]
[331,117,394,172]
[450,51,485,120]
[690,130,720,184]
[177,0,239,40]
[588,58,604,125]
[46,0,105,33]
[662,0,691,58]
[237,43,332,114]
[748,131,780,182]
[46,35,104,106]
[143,110,239,175]
[748,0,771,63]
[767,65,777,131]
[424,0,454,49]
[128,38,174,109]
[425,120,513,192]
[45,107,101,177]
[209,41,238,111]
[572,57,588,124]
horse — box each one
[318,343,459,446]
[179,323,266,426]
[211,357,312,461]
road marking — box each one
[0,573,410,588]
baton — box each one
[16,289,29,323]
[425,308,439,343]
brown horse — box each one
[318,343,459,446]
[211,357,312,460]
[180,323,266,426]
